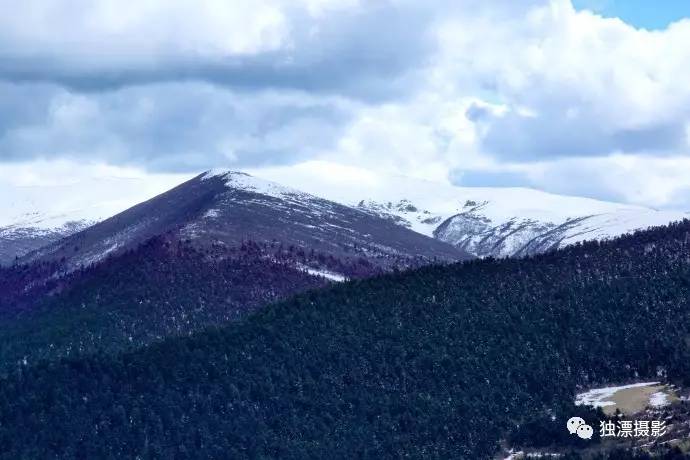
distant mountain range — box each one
[2,163,687,264]
[355,188,688,258]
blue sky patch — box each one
[573,0,690,30]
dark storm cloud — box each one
[0,0,546,98]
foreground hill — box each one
[2,219,689,458]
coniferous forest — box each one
[1,220,690,458]
[0,236,388,375]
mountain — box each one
[4,163,685,263]
[0,176,187,265]
[20,170,468,272]
[0,220,91,267]
[0,170,468,368]
[2,216,689,458]
[252,161,688,258]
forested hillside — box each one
[0,236,381,374]
[1,220,690,458]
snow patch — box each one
[575,382,660,408]
[503,452,524,460]
[649,391,670,408]
[78,242,121,267]
[298,265,348,282]
[503,452,561,459]
[201,168,240,180]
[203,208,220,219]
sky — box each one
[572,0,690,30]
[1,0,690,209]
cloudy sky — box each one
[2,0,690,209]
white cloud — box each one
[0,0,291,59]
[2,0,690,209]
[0,159,191,188]
[526,154,690,208]
[432,0,690,160]
[314,93,483,182]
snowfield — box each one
[203,169,312,203]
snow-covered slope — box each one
[251,162,688,258]
[0,177,190,264]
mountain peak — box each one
[202,168,310,202]
[201,169,248,180]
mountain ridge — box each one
[18,170,469,274]
[2,164,687,263]
[251,162,689,258]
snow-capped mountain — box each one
[4,162,687,263]
[0,220,92,267]
[21,170,469,274]
[251,162,688,258]
[0,176,190,265]
[352,187,686,258]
